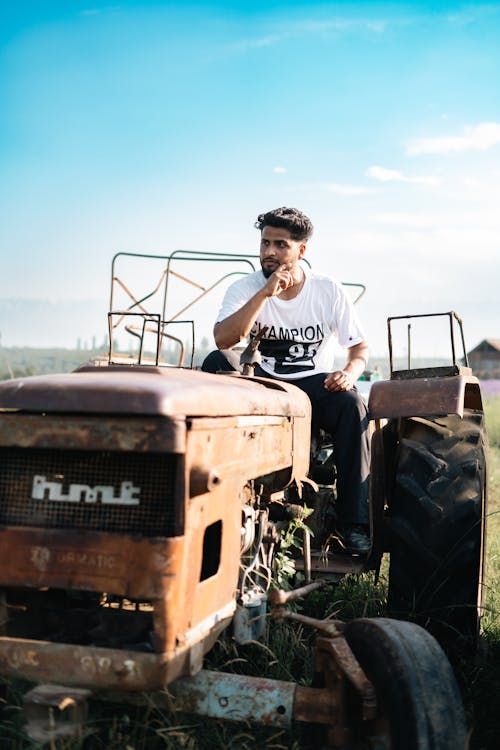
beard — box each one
[261,258,279,278]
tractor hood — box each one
[0,366,311,420]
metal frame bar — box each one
[108,312,195,367]
[387,311,468,376]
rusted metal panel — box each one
[0,367,311,419]
[187,415,294,476]
[317,637,376,720]
[156,474,244,655]
[0,529,185,600]
[99,671,339,728]
[187,415,309,494]
[368,375,481,419]
[169,670,297,728]
[0,617,237,690]
[293,685,339,725]
[165,416,310,657]
[0,414,185,453]
[187,414,289,431]
[0,637,170,690]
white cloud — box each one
[366,165,440,186]
[229,33,291,52]
[297,18,386,34]
[407,122,500,155]
[273,166,287,174]
[227,16,388,54]
[323,182,376,196]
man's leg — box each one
[316,389,370,526]
[201,350,237,373]
[290,374,371,553]
[202,349,268,375]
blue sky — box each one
[1,1,499,356]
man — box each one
[202,207,370,554]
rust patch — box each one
[368,375,481,419]
[0,528,184,600]
[0,414,185,453]
[0,637,168,690]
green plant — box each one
[272,506,314,590]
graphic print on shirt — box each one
[260,338,321,375]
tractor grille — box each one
[0,447,179,536]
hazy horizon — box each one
[0,294,490,362]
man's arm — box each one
[214,265,294,349]
[324,341,369,392]
[214,289,268,349]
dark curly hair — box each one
[254,207,313,242]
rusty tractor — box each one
[0,251,487,748]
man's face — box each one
[259,225,306,278]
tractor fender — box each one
[368,374,483,420]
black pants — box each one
[201,350,370,526]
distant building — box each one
[467,339,500,378]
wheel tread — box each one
[344,617,467,750]
[387,409,487,651]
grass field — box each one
[1,399,499,749]
[465,397,500,750]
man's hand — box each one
[323,341,369,392]
[324,370,354,392]
[214,265,294,349]
[264,265,294,297]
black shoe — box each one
[335,524,371,555]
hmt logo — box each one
[31,475,141,506]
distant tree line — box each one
[0,339,215,379]
[0,347,107,380]
[2,343,465,381]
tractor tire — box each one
[387,409,487,652]
[308,617,467,750]
[341,618,467,750]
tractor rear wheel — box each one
[387,409,486,652]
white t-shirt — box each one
[216,266,366,380]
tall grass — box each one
[485,396,500,449]
[459,397,500,750]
